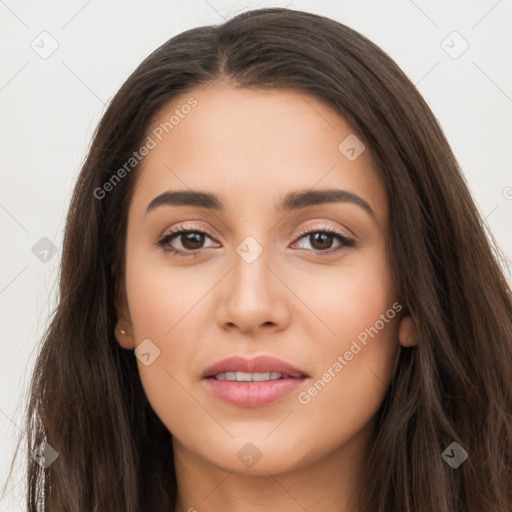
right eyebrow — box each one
[145,190,223,216]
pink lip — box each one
[202,355,309,408]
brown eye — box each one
[293,227,355,254]
[308,232,335,250]
[179,232,206,250]
[156,227,218,256]
[156,225,354,258]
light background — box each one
[1,0,511,510]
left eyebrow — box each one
[278,189,376,221]
[145,188,376,221]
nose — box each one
[215,239,291,335]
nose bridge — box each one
[217,226,290,332]
[232,232,273,300]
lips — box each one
[202,355,308,379]
[202,355,309,408]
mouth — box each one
[210,371,294,381]
[202,355,309,408]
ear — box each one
[398,314,419,347]
[113,277,135,350]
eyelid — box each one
[158,221,217,240]
[159,220,352,241]
[293,221,352,240]
[156,220,355,256]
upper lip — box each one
[202,355,308,379]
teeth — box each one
[252,372,272,381]
[214,371,284,381]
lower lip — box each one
[203,377,307,407]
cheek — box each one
[124,243,225,431]
[290,241,396,357]
[125,241,214,340]
[289,325,398,471]
[288,246,399,443]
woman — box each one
[10,7,512,511]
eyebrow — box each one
[145,189,376,220]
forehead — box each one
[129,82,387,225]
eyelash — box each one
[156,224,355,257]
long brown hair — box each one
[6,7,512,511]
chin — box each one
[191,434,318,476]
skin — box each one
[115,81,419,512]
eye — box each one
[291,225,355,254]
[156,226,219,256]
[156,224,355,257]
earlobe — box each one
[114,323,135,350]
[113,277,136,350]
[398,315,419,347]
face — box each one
[115,82,410,476]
